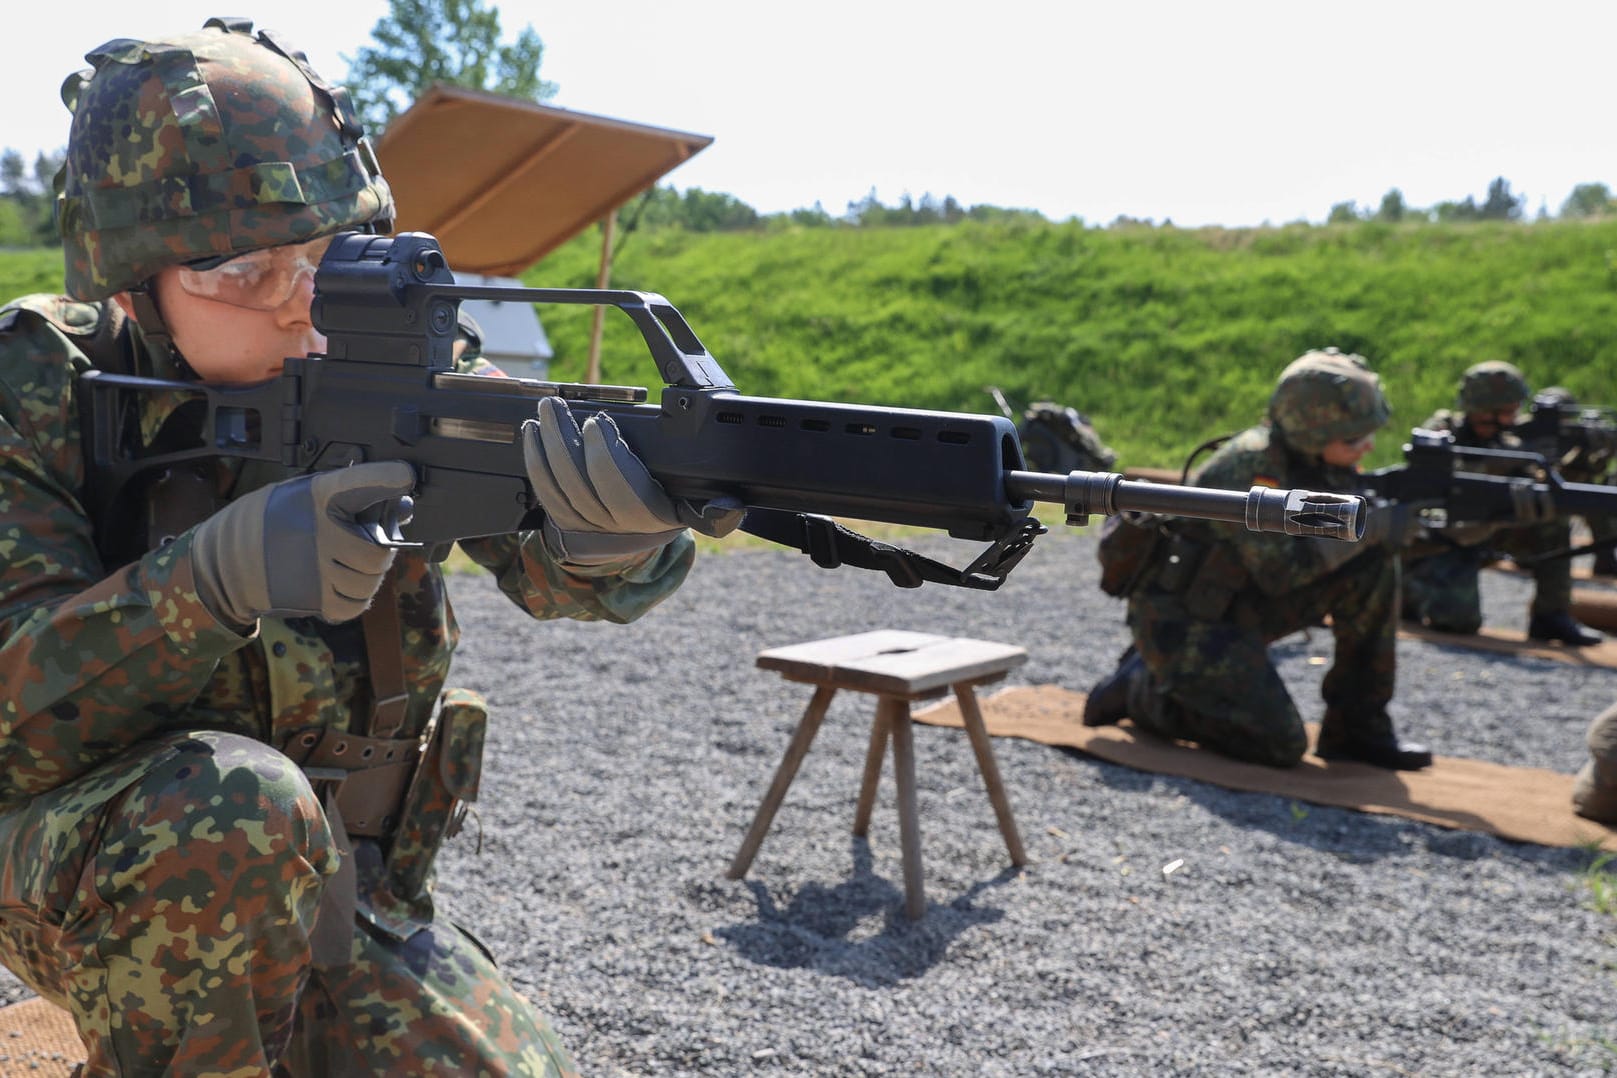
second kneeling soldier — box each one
[1087,349,1432,771]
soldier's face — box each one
[1321,432,1375,467]
[128,257,326,385]
[1466,404,1520,438]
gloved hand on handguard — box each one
[521,395,743,565]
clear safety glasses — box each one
[1340,431,1376,452]
[175,236,333,311]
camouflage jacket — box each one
[1167,423,1364,599]
[0,294,695,814]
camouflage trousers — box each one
[1403,519,1573,632]
[1124,544,1399,767]
[0,730,576,1077]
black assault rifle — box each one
[78,231,1365,590]
[1361,427,1617,536]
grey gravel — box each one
[6,531,1617,1075]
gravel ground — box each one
[6,530,1617,1075]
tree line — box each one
[1326,176,1615,225]
[0,149,64,248]
[8,151,1612,246]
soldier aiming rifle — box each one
[0,17,1365,1075]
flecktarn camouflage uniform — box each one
[0,18,693,1077]
[0,293,692,1077]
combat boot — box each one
[1527,610,1603,648]
[1315,713,1433,771]
[1316,732,1433,771]
[1083,648,1143,727]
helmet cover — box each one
[1268,347,1391,454]
[1457,361,1530,413]
[56,17,393,300]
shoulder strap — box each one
[1179,431,1238,485]
[360,566,410,738]
[739,509,1043,591]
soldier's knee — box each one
[1162,698,1307,768]
[1587,704,1617,762]
[110,731,336,875]
[1572,705,1617,823]
[1223,729,1307,768]
[1573,759,1617,823]
[1423,596,1482,634]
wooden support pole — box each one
[584,208,618,385]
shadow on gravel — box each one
[715,837,1013,985]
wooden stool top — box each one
[757,630,1027,698]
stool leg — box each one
[852,700,890,837]
[886,697,926,920]
[955,683,1027,866]
[728,685,837,879]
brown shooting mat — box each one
[912,684,1617,852]
[1571,588,1617,633]
[0,996,82,1074]
[1395,621,1617,668]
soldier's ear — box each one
[110,292,136,320]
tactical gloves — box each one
[190,461,415,627]
[522,396,743,565]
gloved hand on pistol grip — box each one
[189,461,416,627]
[522,396,744,565]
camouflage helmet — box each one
[1267,347,1391,454]
[1457,361,1530,413]
[55,17,393,301]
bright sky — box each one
[8,0,1616,228]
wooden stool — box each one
[727,629,1029,919]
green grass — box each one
[1579,847,1617,917]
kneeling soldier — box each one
[1086,349,1431,771]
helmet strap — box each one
[124,283,198,380]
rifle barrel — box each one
[1006,470,1366,541]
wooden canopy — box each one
[373,84,713,276]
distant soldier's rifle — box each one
[78,231,1366,591]
[1362,429,1617,560]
